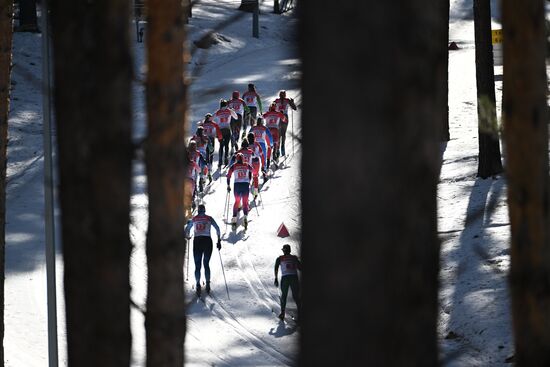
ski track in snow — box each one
[7,1,548,366]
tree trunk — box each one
[300,2,442,366]
[474,0,503,178]
[0,2,13,366]
[17,0,38,32]
[437,0,450,143]
[144,0,187,365]
[502,0,550,364]
[239,0,256,12]
[49,0,133,366]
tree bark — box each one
[239,0,256,12]
[474,0,503,178]
[0,2,13,366]
[17,0,38,32]
[300,2,442,366]
[437,0,450,143]
[144,0,187,365]
[49,0,133,366]
[502,0,550,364]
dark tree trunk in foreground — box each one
[144,0,187,365]
[300,2,442,366]
[438,0,450,143]
[0,1,13,365]
[50,0,133,365]
[238,0,256,12]
[17,0,38,32]
[502,0,550,364]
[474,0,503,178]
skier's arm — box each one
[289,98,297,110]
[226,165,234,186]
[280,112,288,123]
[274,257,280,280]
[296,257,302,271]
[184,220,193,238]
[230,108,238,120]
[209,217,221,240]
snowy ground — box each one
[3,1,548,366]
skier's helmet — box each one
[204,113,212,120]
[236,153,244,163]
[247,132,255,144]
[196,126,204,136]
[232,91,240,99]
[241,138,249,148]
[248,83,255,91]
[256,117,264,125]
[282,244,291,253]
[269,102,276,112]
[198,204,206,213]
[188,140,197,150]
[279,90,286,98]
[220,99,228,108]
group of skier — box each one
[184,84,301,321]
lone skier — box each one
[185,204,222,296]
[274,244,302,321]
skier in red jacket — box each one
[262,103,287,161]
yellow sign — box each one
[492,29,503,44]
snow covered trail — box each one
[127,3,302,366]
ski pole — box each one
[218,249,230,300]
[291,109,294,156]
[185,238,190,281]
[258,188,265,210]
[225,190,231,225]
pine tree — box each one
[49,0,133,365]
[0,1,13,365]
[474,0,503,178]
[144,0,187,365]
[502,0,550,364]
[300,1,443,365]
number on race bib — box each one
[237,170,247,178]
[196,223,206,231]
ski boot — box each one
[252,186,258,200]
[267,158,271,169]
[196,284,202,297]
[224,156,229,167]
[243,215,248,231]
[205,282,211,294]
[278,310,285,321]
[231,216,237,231]
[207,172,212,183]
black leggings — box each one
[219,128,231,164]
[193,236,213,286]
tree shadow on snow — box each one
[440,177,512,365]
